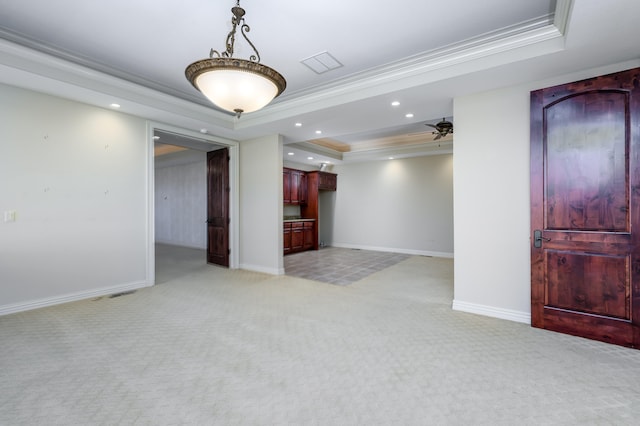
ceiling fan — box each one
[426,118,453,140]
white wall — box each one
[331,155,453,256]
[452,60,640,324]
[155,154,207,249]
[452,85,532,323]
[0,84,149,314]
[318,190,336,247]
[239,135,283,274]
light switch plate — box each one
[4,210,16,222]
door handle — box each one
[533,230,551,248]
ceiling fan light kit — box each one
[426,118,453,140]
[185,0,286,118]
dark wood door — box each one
[530,67,640,348]
[207,147,229,267]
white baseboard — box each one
[238,263,283,275]
[452,299,531,324]
[0,280,151,316]
[330,243,454,259]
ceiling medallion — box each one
[185,0,286,118]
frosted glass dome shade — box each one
[186,58,286,116]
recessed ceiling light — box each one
[307,156,314,160]
[405,113,414,118]
[152,136,160,141]
[110,103,120,108]
[288,152,295,156]
[391,101,400,106]
[389,157,395,160]
[315,130,322,135]
[200,128,208,134]
[295,122,302,127]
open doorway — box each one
[151,128,235,284]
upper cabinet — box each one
[283,168,308,205]
[307,171,337,192]
[317,171,337,191]
[297,172,308,204]
[283,169,292,204]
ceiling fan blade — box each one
[425,124,438,129]
[433,133,442,140]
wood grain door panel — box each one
[207,148,229,267]
[545,250,630,319]
[531,67,640,348]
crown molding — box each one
[236,13,566,129]
[286,142,345,161]
[342,140,453,163]
[553,0,573,36]
[0,27,210,107]
[0,36,237,136]
[0,1,572,136]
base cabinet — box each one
[284,221,315,255]
[303,222,314,250]
[283,222,292,255]
[291,222,304,251]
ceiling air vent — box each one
[301,51,343,74]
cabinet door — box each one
[283,222,292,254]
[283,170,291,204]
[299,172,308,205]
[303,222,314,250]
[291,222,304,251]
[290,171,300,204]
[318,172,337,191]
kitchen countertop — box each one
[283,218,316,222]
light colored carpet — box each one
[1,251,640,425]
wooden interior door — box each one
[206,147,229,267]
[530,67,640,348]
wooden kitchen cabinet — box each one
[283,220,315,255]
[283,222,292,254]
[283,167,335,255]
[283,169,292,204]
[291,222,304,251]
[318,171,337,191]
[298,172,307,204]
[306,171,337,192]
[283,168,307,205]
[303,221,314,250]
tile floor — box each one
[284,246,411,285]
[155,243,412,286]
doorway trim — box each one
[146,121,239,286]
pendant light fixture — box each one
[185,0,286,118]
